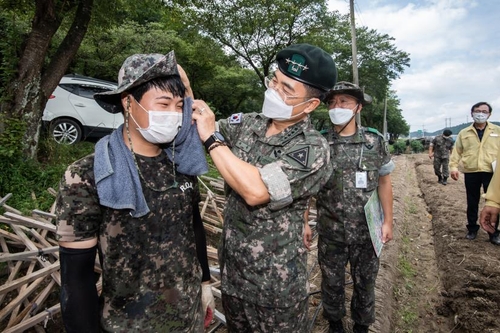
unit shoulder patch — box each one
[285,146,312,168]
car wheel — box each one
[50,118,82,144]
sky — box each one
[327,0,500,134]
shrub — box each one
[392,140,407,155]
[410,140,424,153]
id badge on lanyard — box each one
[355,171,367,188]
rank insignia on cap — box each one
[286,55,309,77]
[286,146,310,168]
[228,112,243,124]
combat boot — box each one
[437,175,442,184]
[353,323,370,333]
[328,320,345,333]
[442,177,447,185]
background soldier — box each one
[315,81,395,333]
[192,43,337,332]
[428,128,454,185]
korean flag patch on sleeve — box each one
[228,112,243,124]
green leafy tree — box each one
[359,91,409,140]
[182,0,333,84]
[0,0,97,159]
[69,21,263,118]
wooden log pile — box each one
[0,175,319,332]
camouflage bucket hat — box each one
[325,81,373,105]
[94,51,179,114]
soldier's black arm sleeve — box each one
[59,245,99,333]
[193,203,211,282]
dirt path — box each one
[413,154,500,333]
[389,154,454,332]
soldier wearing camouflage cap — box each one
[428,128,454,185]
[190,43,337,331]
[55,51,214,332]
[314,81,394,333]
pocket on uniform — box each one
[363,168,379,192]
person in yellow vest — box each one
[449,102,500,245]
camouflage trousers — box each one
[221,294,308,333]
[317,236,379,325]
[433,157,450,178]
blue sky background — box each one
[327,0,500,134]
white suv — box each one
[43,74,123,144]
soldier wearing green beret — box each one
[191,43,337,331]
[315,81,395,333]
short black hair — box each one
[304,84,324,100]
[471,102,492,113]
[443,129,452,136]
[129,75,185,105]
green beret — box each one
[276,43,337,92]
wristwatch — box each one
[203,131,226,151]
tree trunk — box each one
[4,0,94,160]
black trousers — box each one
[464,172,499,236]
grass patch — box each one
[403,197,418,214]
[0,139,95,214]
[393,196,421,331]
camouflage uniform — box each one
[218,112,332,331]
[56,151,204,332]
[316,127,394,326]
[430,134,454,178]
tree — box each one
[358,90,409,141]
[0,0,95,159]
[311,17,410,103]
[68,21,263,118]
[182,0,333,84]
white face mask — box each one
[131,101,183,144]
[261,88,310,121]
[472,112,489,124]
[328,107,356,125]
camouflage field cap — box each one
[276,43,337,92]
[326,81,373,105]
[94,51,179,114]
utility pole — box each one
[349,0,361,125]
[445,117,451,128]
[383,94,387,139]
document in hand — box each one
[364,190,384,257]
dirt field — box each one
[3,154,500,332]
[361,153,500,333]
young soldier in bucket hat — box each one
[190,43,337,332]
[55,51,214,332]
[315,81,394,333]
